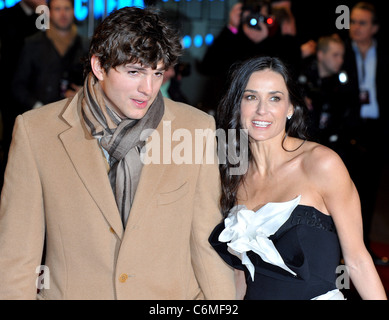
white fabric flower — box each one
[218,196,301,280]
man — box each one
[0,0,46,191]
[341,2,389,266]
[12,0,88,111]
[0,6,235,299]
[299,34,348,156]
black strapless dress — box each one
[209,201,342,300]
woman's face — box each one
[240,69,294,143]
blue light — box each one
[94,0,104,18]
[6,0,19,7]
[107,0,117,15]
[193,35,203,48]
[117,0,144,9]
[182,35,192,49]
[205,33,214,46]
[1,0,20,9]
[250,18,258,26]
[2,0,145,19]
[72,0,145,21]
[74,0,88,21]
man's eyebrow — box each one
[123,64,165,72]
[123,64,145,70]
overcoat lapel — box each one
[59,93,124,239]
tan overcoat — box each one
[0,92,235,300]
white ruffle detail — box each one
[311,289,345,300]
[218,195,301,280]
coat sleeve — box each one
[0,114,45,299]
[190,115,236,299]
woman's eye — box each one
[245,95,256,101]
[270,96,281,102]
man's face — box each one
[49,0,74,31]
[94,59,165,120]
[350,8,379,44]
[318,41,345,75]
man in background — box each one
[299,34,348,157]
[12,0,88,111]
[0,0,45,189]
[341,2,389,265]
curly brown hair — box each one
[84,6,183,77]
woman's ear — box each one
[91,55,105,81]
[287,104,294,119]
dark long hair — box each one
[217,56,309,217]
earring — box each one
[287,114,292,120]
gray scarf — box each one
[81,73,164,226]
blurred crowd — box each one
[197,0,389,265]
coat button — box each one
[119,273,128,283]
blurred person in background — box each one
[198,0,315,113]
[12,0,88,111]
[0,0,46,190]
[298,34,350,158]
[160,62,189,104]
[341,2,389,266]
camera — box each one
[241,0,274,31]
[243,12,274,30]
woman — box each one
[209,56,386,300]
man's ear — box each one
[91,55,105,81]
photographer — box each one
[298,34,349,156]
[198,0,313,112]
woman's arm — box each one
[235,269,247,300]
[312,146,387,300]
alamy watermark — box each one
[36,265,50,290]
[335,265,350,290]
[336,5,350,30]
[35,264,350,291]
[139,122,249,176]
[33,5,351,31]
[35,5,50,30]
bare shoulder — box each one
[300,141,349,182]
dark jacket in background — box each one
[12,31,88,111]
